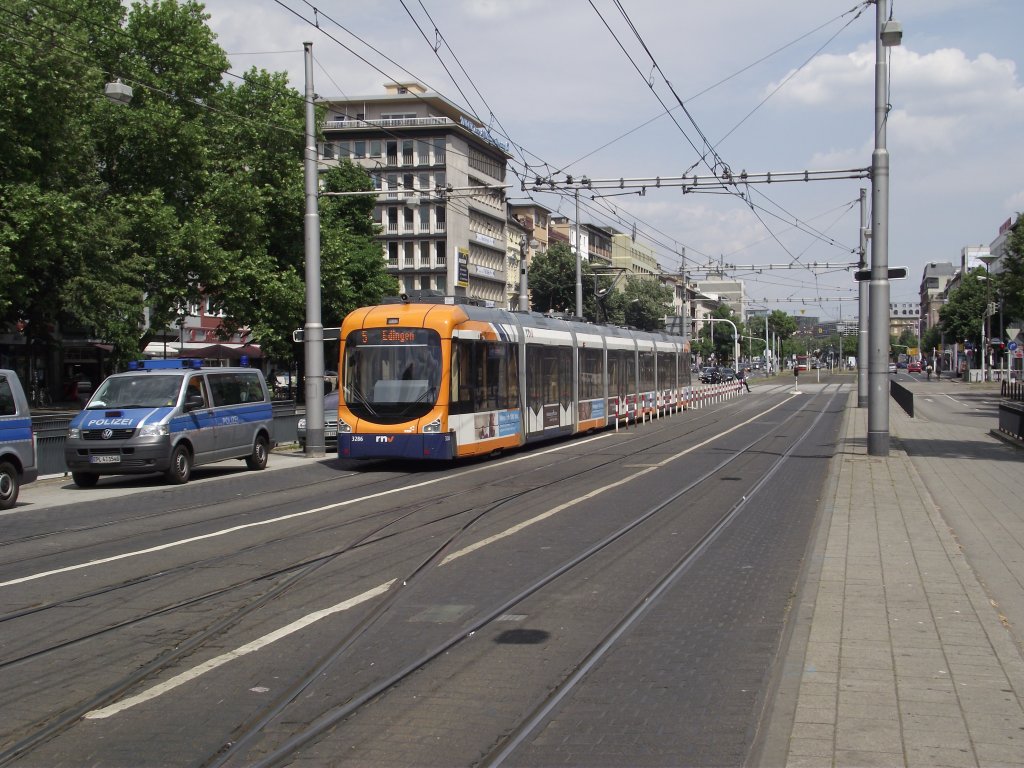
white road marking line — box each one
[83,580,395,720]
[0,435,610,590]
[441,394,797,565]
[78,392,798,719]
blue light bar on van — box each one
[128,359,204,370]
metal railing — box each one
[32,413,76,475]
[1000,380,1024,403]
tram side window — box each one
[607,351,622,400]
[526,344,569,411]
[639,352,655,392]
[579,348,603,400]
[558,346,572,409]
[451,340,516,413]
[657,352,676,391]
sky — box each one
[198,0,1024,321]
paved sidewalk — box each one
[765,389,1024,767]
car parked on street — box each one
[297,389,339,450]
[699,366,721,384]
[717,367,737,381]
[907,361,922,373]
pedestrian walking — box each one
[737,367,751,393]
[926,363,933,381]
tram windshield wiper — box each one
[345,385,378,417]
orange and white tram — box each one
[336,299,691,460]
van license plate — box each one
[90,455,121,464]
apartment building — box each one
[318,82,513,307]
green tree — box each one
[624,277,673,331]
[695,304,743,364]
[939,268,989,351]
[0,0,390,369]
[996,214,1024,326]
[527,243,588,316]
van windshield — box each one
[87,375,184,409]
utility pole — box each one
[302,42,325,457]
[574,188,583,319]
[867,0,901,456]
[858,188,868,407]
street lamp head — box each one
[880,19,902,47]
[104,78,133,105]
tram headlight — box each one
[422,417,442,433]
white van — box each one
[65,359,273,486]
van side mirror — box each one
[184,393,205,411]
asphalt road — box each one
[0,378,845,767]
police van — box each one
[65,359,274,487]
[0,369,38,509]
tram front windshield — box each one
[343,328,442,423]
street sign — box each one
[1009,341,1019,352]
[292,327,342,342]
[853,267,909,281]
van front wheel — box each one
[246,434,269,471]
[72,472,99,488]
[165,444,192,484]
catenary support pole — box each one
[858,188,869,407]
[302,42,325,457]
[867,0,894,456]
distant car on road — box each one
[717,367,737,382]
[699,367,721,384]
[888,361,898,373]
[297,389,339,450]
[907,361,922,373]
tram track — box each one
[0,391,739,665]
[203,385,843,767]
[0,386,790,765]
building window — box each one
[433,137,446,164]
[420,275,431,290]
[435,241,446,266]
[416,138,432,166]
[338,141,350,158]
[321,142,335,160]
[387,207,398,234]
[388,242,399,267]
[404,208,414,233]
[403,173,414,198]
[404,242,415,267]
[402,140,414,166]
[420,241,431,266]
[419,206,430,232]
[353,140,366,158]
[370,140,382,158]
[387,174,398,199]
[435,206,446,232]
[386,141,398,166]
